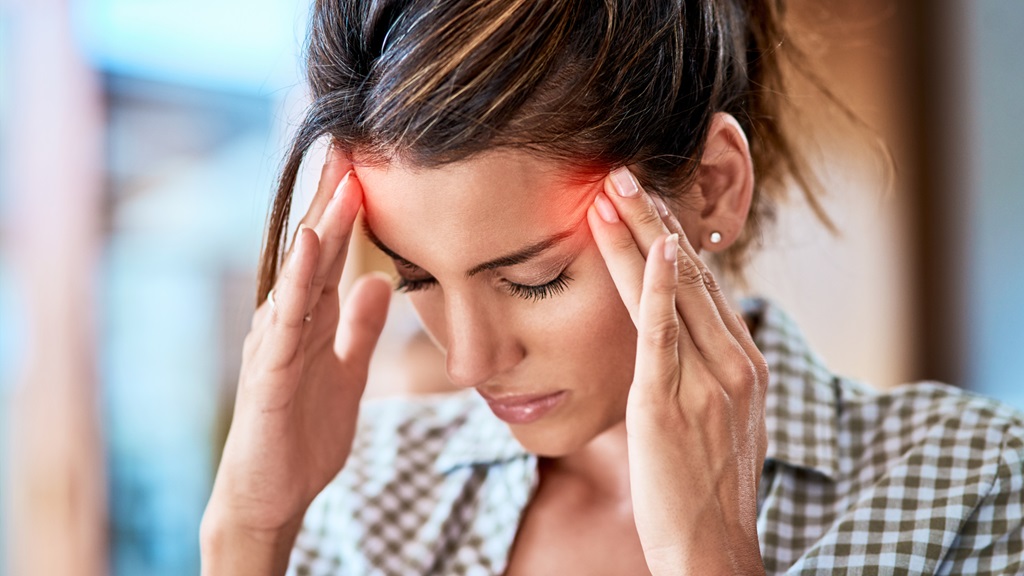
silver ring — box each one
[268,288,311,322]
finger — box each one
[586,193,647,325]
[334,272,392,380]
[660,207,768,397]
[655,201,747,345]
[251,297,271,331]
[735,311,750,336]
[603,167,672,259]
[307,170,361,311]
[605,167,742,371]
[633,233,682,394]
[588,197,701,366]
[285,145,350,261]
[299,144,349,229]
[262,226,320,369]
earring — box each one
[709,231,723,244]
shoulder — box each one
[837,379,1024,478]
[806,380,1024,574]
[746,297,1024,572]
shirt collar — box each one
[435,297,841,481]
[743,297,841,480]
[434,390,530,474]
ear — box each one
[677,112,754,253]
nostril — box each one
[445,350,493,389]
[442,300,525,389]
[445,341,526,390]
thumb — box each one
[335,272,391,374]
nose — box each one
[443,294,524,389]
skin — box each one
[200,113,769,575]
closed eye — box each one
[395,272,573,302]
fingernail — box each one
[664,233,678,261]
[593,192,619,223]
[609,167,639,198]
[653,196,669,217]
[289,225,310,263]
[334,170,351,200]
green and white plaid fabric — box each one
[288,298,1024,575]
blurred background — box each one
[1,0,1022,575]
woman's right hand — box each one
[201,148,391,574]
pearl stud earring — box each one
[709,231,723,244]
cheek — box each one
[401,246,637,373]
[538,250,637,370]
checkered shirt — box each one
[287,298,1024,575]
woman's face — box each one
[356,150,638,456]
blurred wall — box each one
[744,0,917,390]
[959,1,1024,407]
[2,1,107,576]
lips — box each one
[478,390,568,424]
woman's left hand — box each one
[587,167,769,576]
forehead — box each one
[354,151,601,265]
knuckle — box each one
[279,260,297,284]
[635,204,663,228]
[270,307,303,330]
[722,360,758,393]
[268,306,284,326]
[310,270,327,292]
[651,279,676,296]
[642,316,679,350]
[612,233,638,254]
[699,266,722,295]
[754,356,770,384]
[677,256,704,288]
[649,269,677,295]
[754,358,770,398]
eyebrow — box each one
[360,219,579,279]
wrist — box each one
[200,502,304,576]
[643,533,764,576]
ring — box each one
[268,289,312,322]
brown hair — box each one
[257,0,838,302]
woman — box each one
[201,1,1024,574]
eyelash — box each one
[395,272,573,302]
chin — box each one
[509,428,585,457]
[506,410,621,457]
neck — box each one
[543,418,632,503]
